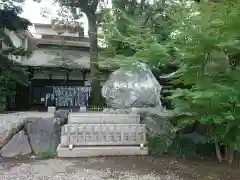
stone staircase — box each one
[57,113,148,157]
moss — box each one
[36,150,57,159]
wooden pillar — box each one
[28,67,34,110]
[66,70,70,86]
[83,71,86,85]
[49,69,52,80]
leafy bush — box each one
[148,134,216,159]
[148,135,171,156]
[196,143,216,158]
[168,137,197,159]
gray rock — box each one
[0,112,55,138]
[0,112,60,157]
[0,131,32,157]
[182,132,206,144]
[54,109,70,125]
[131,107,174,134]
[25,117,61,154]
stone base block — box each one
[48,106,56,113]
[57,145,148,157]
[60,124,146,146]
[68,113,140,124]
[79,106,87,113]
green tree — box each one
[51,0,111,106]
[169,0,240,163]
[100,0,176,66]
[0,1,32,111]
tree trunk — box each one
[228,148,234,164]
[87,12,101,107]
[215,142,223,163]
[223,146,234,164]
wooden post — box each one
[28,67,34,110]
[66,70,70,86]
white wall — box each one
[22,48,90,68]
[3,29,28,62]
[5,30,23,47]
[34,25,80,37]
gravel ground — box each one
[1,156,239,180]
[1,155,240,180]
[0,158,182,180]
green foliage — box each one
[100,0,184,109]
[0,9,31,31]
[0,1,31,111]
[196,143,216,158]
[54,0,109,106]
[100,0,176,67]
[148,135,171,156]
[168,137,197,159]
[148,134,216,159]
[101,0,240,161]
[169,0,240,153]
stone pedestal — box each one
[60,124,146,146]
[48,106,56,113]
[68,113,140,124]
[57,145,148,157]
[79,106,87,113]
[57,113,148,157]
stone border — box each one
[57,145,148,157]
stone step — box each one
[57,145,148,157]
[68,113,140,124]
[60,124,146,146]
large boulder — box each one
[102,62,162,109]
[131,107,175,148]
[54,109,70,125]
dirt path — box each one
[1,156,240,180]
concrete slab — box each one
[68,113,140,124]
[57,145,148,157]
[60,124,146,146]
